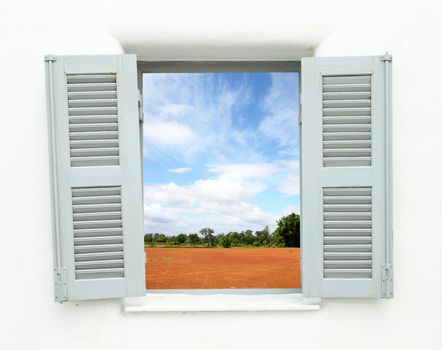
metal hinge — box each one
[381,54,392,62]
[138,90,144,123]
[381,263,393,298]
[54,266,67,303]
[45,55,57,62]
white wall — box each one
[1,1,441,349]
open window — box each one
[45,54,392,302]
[140,64,301,291]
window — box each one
[45,54,393,302]
[142,71,300,290]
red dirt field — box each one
[145,247,300,289]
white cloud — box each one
[168,167,192,174]
[275,160,300,196]
[144,182,194,206]
[142,73,261,164]
[143,160,300,234]
[208,163,279,180]
[144,204,177,223]
[143,120,196,146]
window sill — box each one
[123,290,321,312]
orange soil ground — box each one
[145,247,301,289]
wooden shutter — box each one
[301,56,393,298]
[45,55,145,301]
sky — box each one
[143,72,299,235]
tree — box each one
[199,227,215,247]
[188,233,201,244]
[273,213,300,247]
[176,233,188,244]
[255,225,270,245]
[144,233,153,244]
[218,234,232,248]
[153,233,167,244]
[243,230,255,245]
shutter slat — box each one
[324,157,372,167]
[322,83,371,92]
[72,195,121,205]
[323,100,371,108]
[324,269,372,278]
[68,91,118,100]
[74,244,124,254]
[67,83,117,92]
[71,157,120,167]
[69,115,118,124]
[324,188,371,196]
[68,106,118,116]
[75,260,124,269]
[323,132,371,141]
[323,76,371,84]
[324,252,372,260]
[69,131,118,140]
[324,244,372,252]
[324,212,372,221]
[73,228,123,238]
[75,269,125,280]
[324,236,372,244]
[73,219,123,229]
[74,236,123,245]
[69,123,118,132]
[324,221,372,229]
[323,228,372,236]
[67,74,116,84]
[74,251,124,261]
[324,196,371,204]
[73,203,122,213]
[68,99,118,108]
[323,107,371,116]
[323,140,371,149]
[69,139,119,149]
[323,149,371,157]
[323,124,371,132]
[323,204,371,212]
[323,92,371,100]
[73,211,122,221]
[323,116,371,124]
[70,148,119,157]
[324,260,372,268]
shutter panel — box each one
[45,55,145,301]
[301,56,392,298]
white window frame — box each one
[128,60,317,312]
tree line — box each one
[144,212,300,248]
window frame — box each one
[137,60,305,300]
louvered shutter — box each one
[45,55,145,301]
[301,56,393,298]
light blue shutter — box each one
[45,55,145,301]
[301,56,393,298]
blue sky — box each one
[143,72,299,235]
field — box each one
[145,247,301,289]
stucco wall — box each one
[1,1,441,349]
